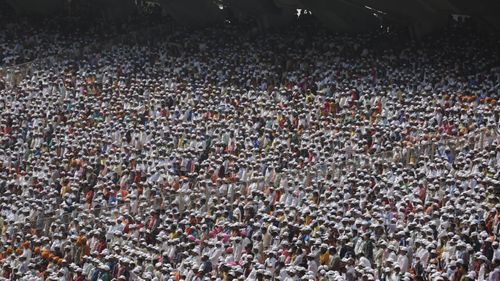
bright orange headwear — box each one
[41,251,49,259]
[15,248,23,256]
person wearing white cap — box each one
[307,252,319,276]
[264,250,277,275]
[493,241,500,263]
[397,247,409,274]
[446,260,459,281]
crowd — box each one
[0,15,500,281]
[0,1,166,67]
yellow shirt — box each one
[60,184,71,197]
[320,252,330,265]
